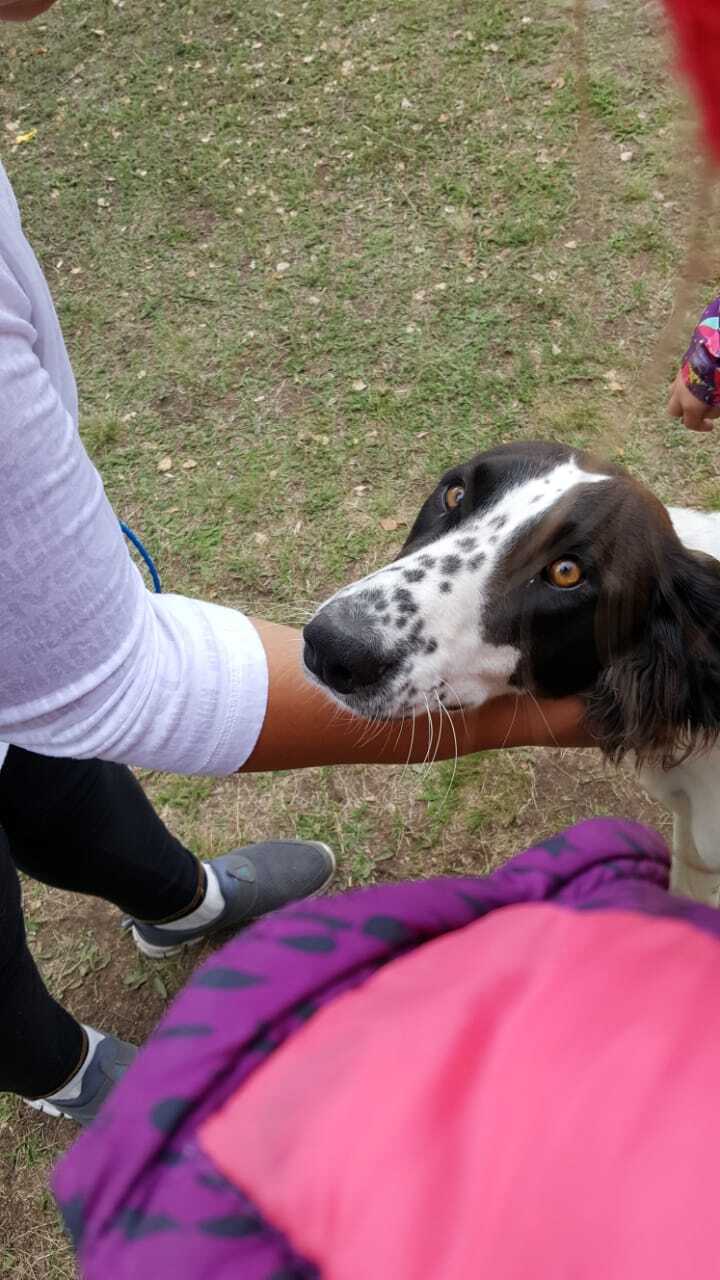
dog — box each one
[303,441,720,904]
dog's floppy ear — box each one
[586,546,720,768]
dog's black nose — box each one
[303,611,392,695]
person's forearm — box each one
[241,620,590,772]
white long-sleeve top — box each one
[0,161,268,774]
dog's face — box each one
[303,441,720,764]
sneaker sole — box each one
[131,929,205,960]
[24,1097,65,1119]
[130,841,337,959]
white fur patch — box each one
[669,507,720,560]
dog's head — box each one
[303,441,720,766]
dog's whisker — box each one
[421,689,445,780]
[436,691,459,806]
[439,679,469,738]
[428,696,446,774]
[400,706,417,780]
[357,708,396,752]
[365,719,393,751]
[500,694,521,750]
[355,712,383,749]
[420,694,435,772]
[393,712,408,753]
[525,688,561,750]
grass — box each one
[0,0,718,1273]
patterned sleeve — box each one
[681,295,720,407]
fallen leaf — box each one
[157,455,173,472]
[564,239,577,249]
[351,378,367,392]
[604,369,625,394]
[123,971,147,990]
[152,973,167,999]
[380,517,400,531]
[182,458,197,469]
[15,128,37,145]
[275,261,290,273]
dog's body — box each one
[303,442,720,904]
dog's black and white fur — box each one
[303,441,720,904]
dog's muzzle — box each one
[303,601,398,698]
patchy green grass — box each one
[0,0,716,1273]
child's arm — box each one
[668,295,720,432]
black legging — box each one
[0,747,202,1099]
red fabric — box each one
[663,0,720,162]
[201,903,720,1280]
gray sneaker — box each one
[25,1031,136,1126]
[130,839,336,959]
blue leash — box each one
[119,521,162,593]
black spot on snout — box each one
[394,588,418,615]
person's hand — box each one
[668,369,720,433]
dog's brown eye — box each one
[547,558,583,589]
[444,484,465,511]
